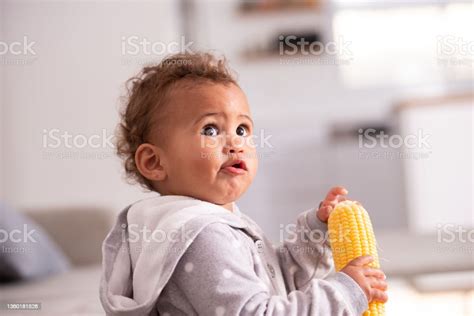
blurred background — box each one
[0,0,472,315]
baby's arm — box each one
[276,205,334,292]
[158,222,368,316]
[277,187,349,292]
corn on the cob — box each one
[328,201,385,316]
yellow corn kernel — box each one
[328,201,385,316]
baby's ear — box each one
[135,143,167,182]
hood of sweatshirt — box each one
[99,195,249,316]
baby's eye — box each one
[201,124,219,137]
[236,125,248,137]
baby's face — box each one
[151,82,258,209]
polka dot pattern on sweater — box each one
[215,306,226,316]
[184,262,194,273]
[222,269,233,279]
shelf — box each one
[238,1,322,16]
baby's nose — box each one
[224,144,244,155]
[227,147,243,154]
[223,135,245,154]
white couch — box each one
[0,207,114,315]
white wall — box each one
[2,0,180,211]
[401,101,473,233]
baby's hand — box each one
[316,186,348,222]
[341,256,388,304]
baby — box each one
[100,52,388,315]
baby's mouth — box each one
[221,159,247,175]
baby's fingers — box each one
[370,277,388,291]
[325,186,348,201]
[319,205,333,217]
[348,255,373,267]
[370,288,388,303]
[364,268,386,280]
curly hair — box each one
[116,52,238,191]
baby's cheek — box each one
[196,145,220,164]
[246,140,258,162]
[190,145,222,173]
[197,137,223,157]
[248,157,258,179]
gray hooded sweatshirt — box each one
[100,195,368,316]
